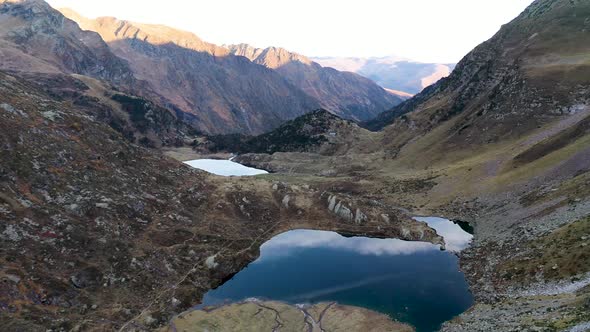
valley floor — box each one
[2,47,589,332]
[233,122,590,331]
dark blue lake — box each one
[201,217,474,332]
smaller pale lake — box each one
[184,159,268,176]
[200,217,474,332]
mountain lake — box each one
[197,217,474,332]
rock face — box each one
[326,194,368,224]
[226,43,404,121]
[0,0,134,84]
[313,55,455,95]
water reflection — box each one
[201,218,474,331]
[259,229,437,262]
[259,216,473,262]
[184,159,268,176]
[414,216,473,252]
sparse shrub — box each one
[70,122,82,132]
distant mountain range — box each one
[313,56,456,95]
[0,0,404,135]
[225,44,404,121]
[58,8,320,135]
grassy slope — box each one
[498,216,590,282]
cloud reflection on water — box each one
[258,217,473,261]
[258,229,438,261]
[414,216,473,252]
[184,159,268,176]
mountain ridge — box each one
[1,1,403,136]
[225,43,404,121]
[367,0,590,149]
[56,8,321,134]
[0,0,135,84]
[59,7,403,132]
[58,8,227,56]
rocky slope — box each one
[0,0,134,84]
[313,55,455,95]
[0,68,442,330]
[17,71,197,148]
[366,0,590,138]
[205,109,376,157]
[226,44,403,121]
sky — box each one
[47,0,534,64]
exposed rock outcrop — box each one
[0,0,134,83]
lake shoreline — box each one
[168,220,473,332]
[161,299,415,332]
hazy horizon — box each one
[47,0,534,63]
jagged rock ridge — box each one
[0,0,134,84]
[55,9,322,135]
